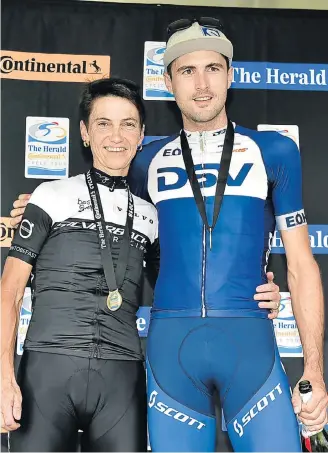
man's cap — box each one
[163,21,233,70]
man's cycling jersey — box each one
[129,124,306,318]
[9,168,159,360]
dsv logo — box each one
[157,163,253,192]
[233,383,282,437]
[148,391,205,430]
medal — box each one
[106,289,123,311]
[85,170,134,315]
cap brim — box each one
[164,37,233,69]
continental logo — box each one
[0,217,15,247]
[0,50,110,83]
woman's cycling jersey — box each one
[9,168,159,360]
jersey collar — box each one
[183,122,236,145]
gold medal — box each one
[106,289,123,311]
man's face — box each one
[164,50,233,129]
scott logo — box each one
[148,390,205,430]
[233,383,282,437]
[158,163,253,192]
[148,390,158,408]
[233,420,243,437]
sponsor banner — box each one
[271,225,328,254]
[25,116,69,179]
[1,50,110,83]
[142,46,328,99]
[232,62,328,91]
[257,124,300,149]
[273,292,303,357]
[17,288,32,356]
[0,217,15,247]
[143,42,174,101]
[136,306,151,337]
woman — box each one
[1,78,157,452]
[3,78,281,452]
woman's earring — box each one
[83,140,90,148]
[137,144,143,152]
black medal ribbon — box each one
[180,120,234,248]
[85,169,134,293]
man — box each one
[128,19,327,451]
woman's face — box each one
[80,96,144,176]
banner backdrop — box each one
[1,0,328,450]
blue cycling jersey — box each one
[129,124,306,318]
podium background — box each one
[1,0,328,450]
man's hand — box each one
[10,194,30,228]
[254,271,281,320]
[292,374,328,433]
[1,378,22,432]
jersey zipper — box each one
[200,132,207,318]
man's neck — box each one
[182,111,228,133]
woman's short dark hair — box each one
[79,77,145,127]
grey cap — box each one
[163,21,233,70]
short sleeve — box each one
[8,183,54,265]
[261,132,307,231]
